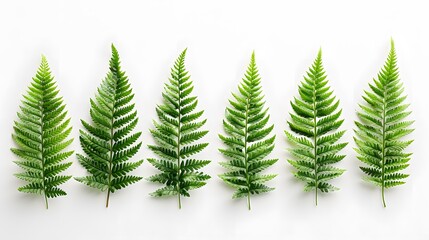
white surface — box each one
[0,0,428,239]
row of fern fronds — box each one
[12,41,413,209]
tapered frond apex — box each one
[176,48,188,64]
[109,44,122,72]
[41,54,48,64]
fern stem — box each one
[40,83,49,210]
[315,188,318,206]
[244,97,251,211]
[106,65,117,209]
[313,63,318,207]
[106,104,114,208]
[44,192,49,209]
[106,191,111,208]
[177,62,183,210]
[247,193,251,210]
[381,67,388,208]
[381,107,386,208]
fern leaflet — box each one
[354,40,414,207]
[219,52,277,210]
[285,49,347,205]
[11,56,73,209]
[147,49,210,209]
[75,45,143,207]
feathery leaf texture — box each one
[285,50,346,205]
[354,40,414,207]
[219,52,277,210]
[75,45,143,207]
[147,49,210,209]
[11,56,73,209]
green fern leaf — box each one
[285,49,347,205]
[147,49,210,209]
[355,40,414,207]
[11,56,73,209]
[219,52,277,210]
[75,45,143,207]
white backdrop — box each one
[1,0,428,239]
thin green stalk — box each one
[41,87,48,210]
[44,192,49,209]
[106,106,114,208]
[381,77,387,208]
[244,97,250,211]
[177,66,183,210]
[313,68,318,207]
[106,72,117,208]
[106,124,113,208]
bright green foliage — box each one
[354,40,414,207]
[147,49,210,209]
[219,52,277,210]
[285,50,346,206]
[75,45,143,207]
[11,56,73,209]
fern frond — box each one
[355,40,414,207]
[75,45,143,207]
[219,52,277,210]
[147,49,210,209]
[11,56,73,209]
[285,49,346,205]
